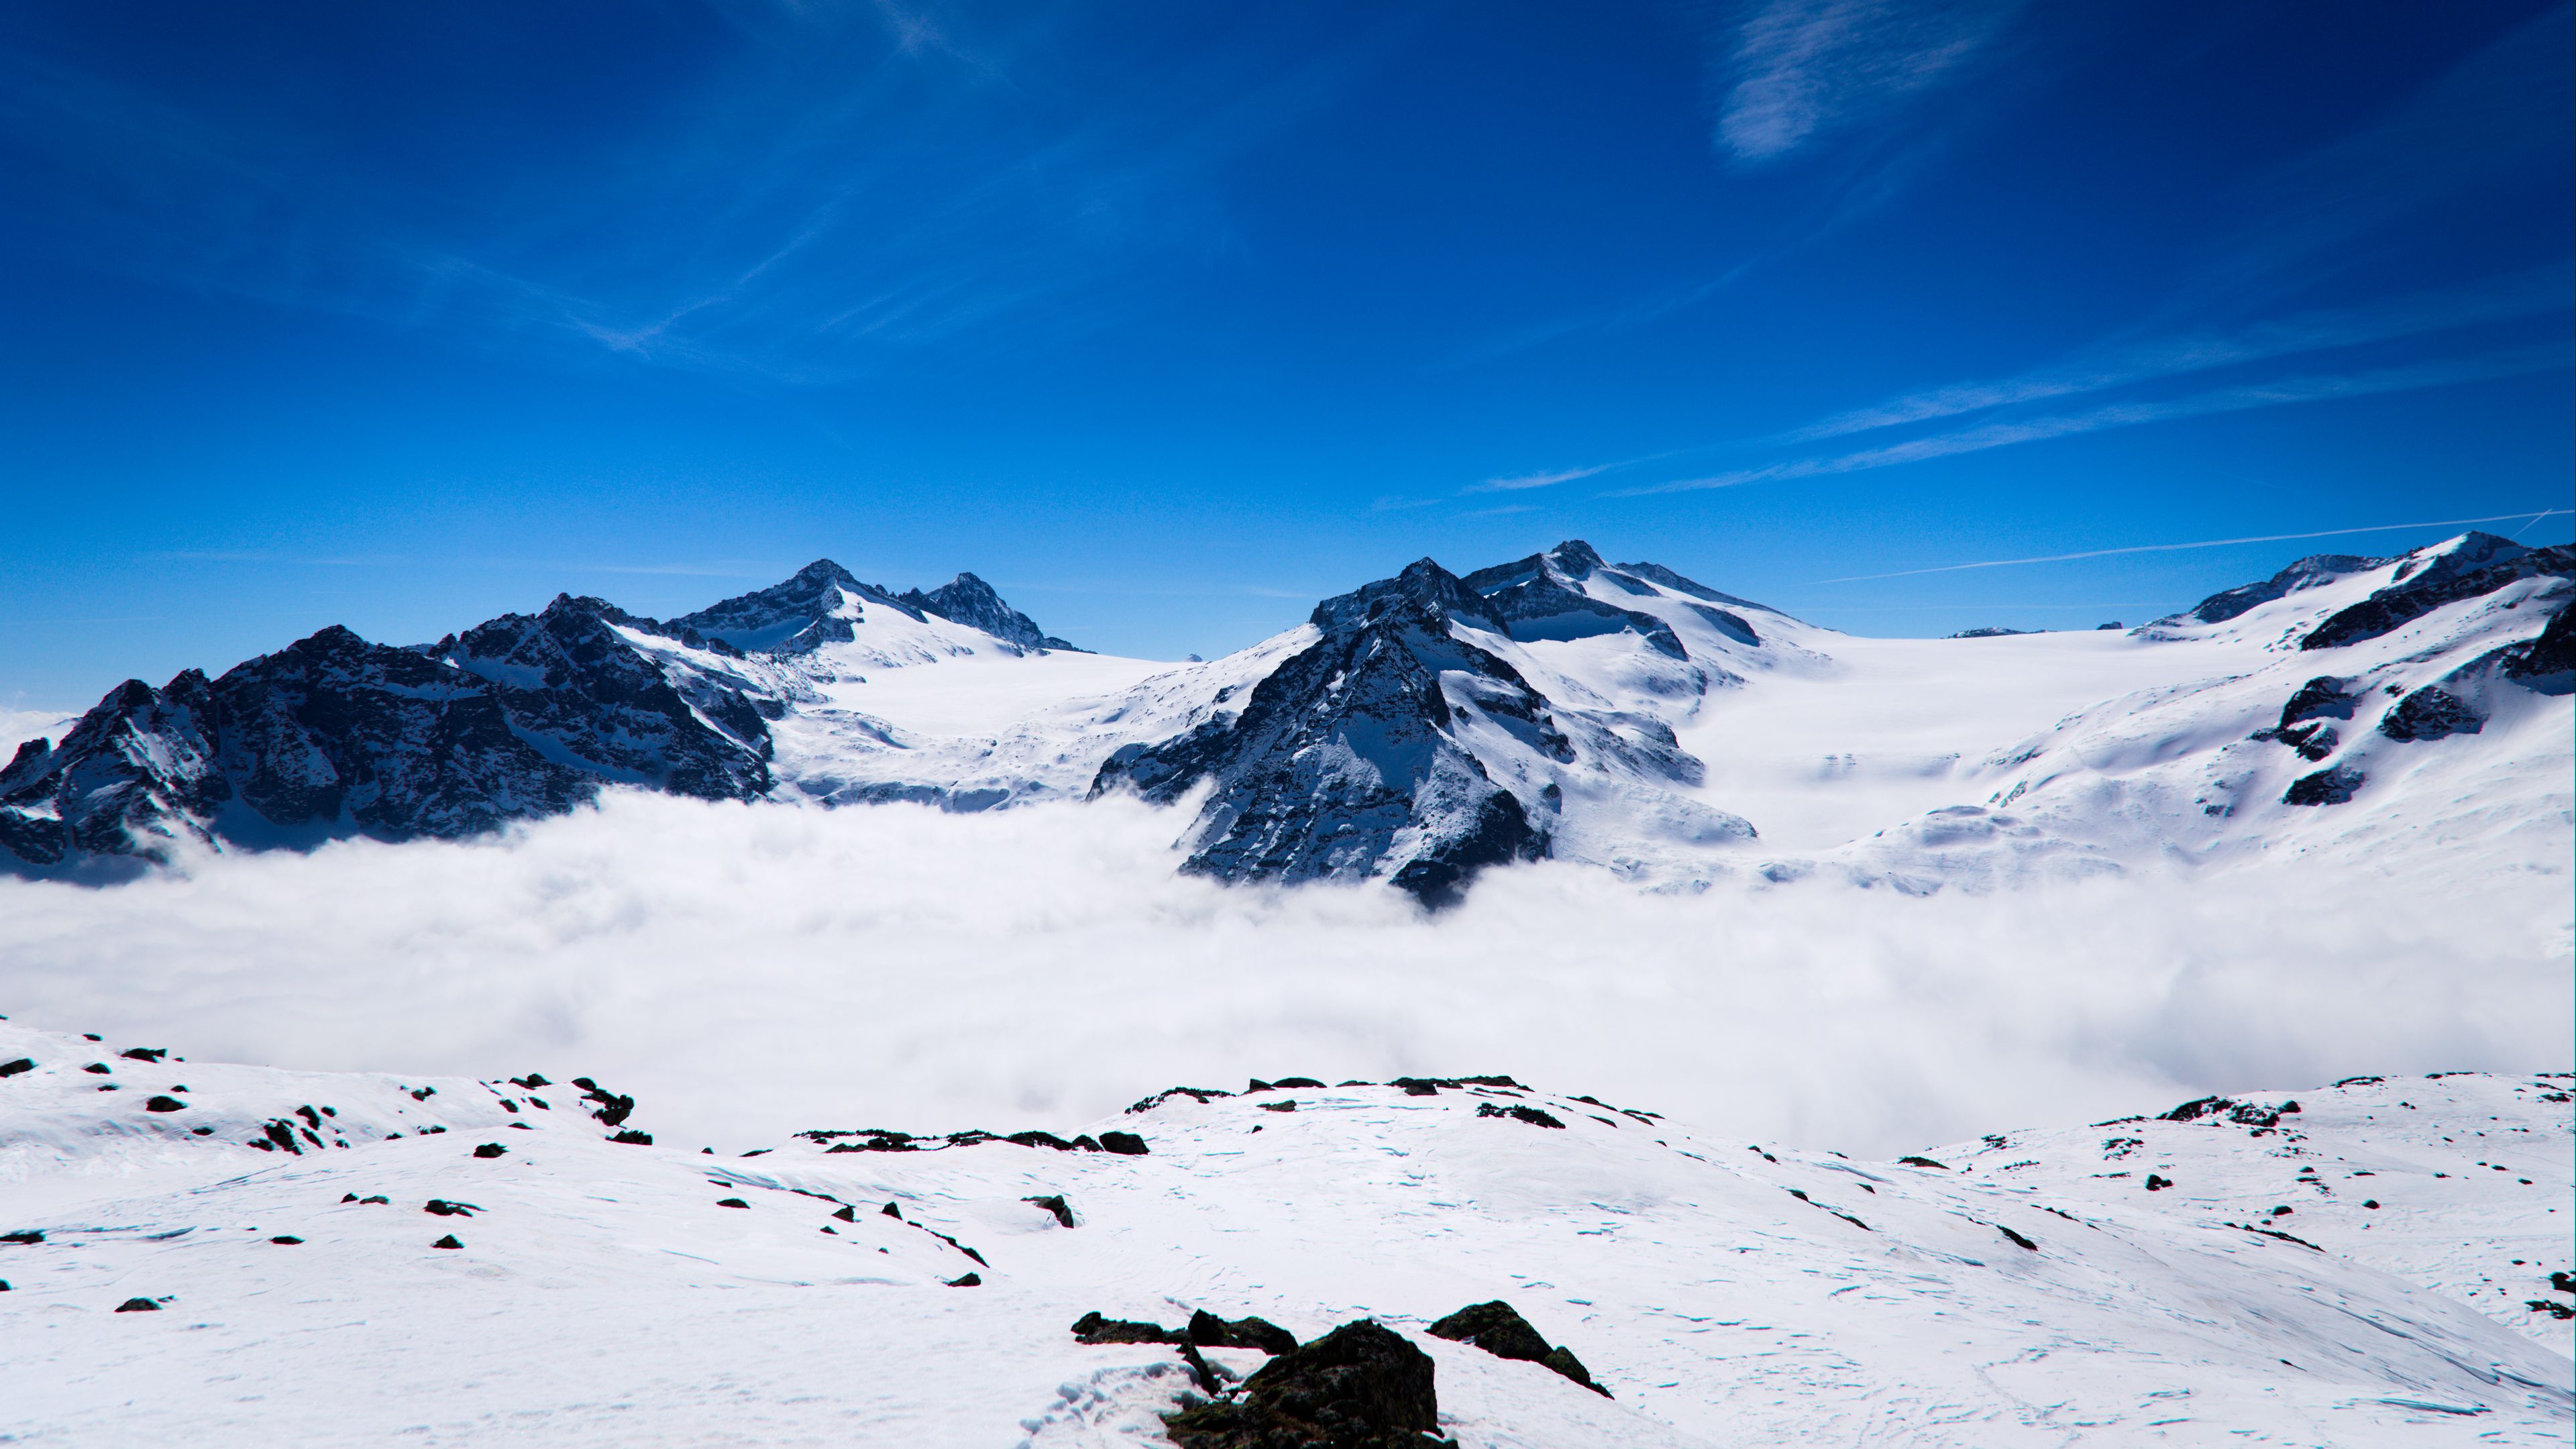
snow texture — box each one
[0,1015,2565,1446]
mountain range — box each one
[4,534,2567,898]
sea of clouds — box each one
[0,790,2566,1156]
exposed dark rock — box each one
[1072,1310,1183,1345]
[423,1199,478,1217]
[118,1047,168,1062]
[1091,557,1557,905]
[946,1272,983,1287]
[2177,553,2380,624]
[1271,1077,1326,1089]
[1459,542,1686,659]
[270,1236,303,1245]
[1189,1309,1300,1356]
[896,572,1081,653]
[144,1095,186,1112]
[2501,598,2575,692]
[1950,627,2033,639]
[1129,1085,1234,1114]
[2,1230,43,1244]
[472,1143,507,1159]
[1024,1195,1077,1229]
[716,1197,750,1209]
[609,1130,653,1145]
[1427,1299,1606,1395]
[2378,686,2483,741]
[1898,1156,1948,1169]
[2282,765,2364,806]
[0,595,775,871]
[2303,538,2570,650]
[2145,1175,2172,1191]
[1099,1130,1149,1155]
[115,1297,162,1311]
[1475,1102,1566,1129]
[1998,1225,2038,1250]
[570,1077,635,1128]
[671,559,922,655]
[1163,1319,1446,1448]
[431,1235,464,1250]
[0,1059,32,1077]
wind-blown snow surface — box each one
[0,1014,2567,1446]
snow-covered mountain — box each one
[3,533,2566,900]
[0,1014,2565,1445]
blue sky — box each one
[1,0,2569,708]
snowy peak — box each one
[897,572,1080,653]
[1462,541,1686,658]
[670,559,920,655]
[1099,556,1558,903]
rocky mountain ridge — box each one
[4,533,2567,902]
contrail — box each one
[1809,510,2571,585]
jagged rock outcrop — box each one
[1092,559,1560,904]
[1460,542,1684,657]
[670,559,922,655]
[898,572,1079,653]
[2302,536,2571,651]
[2176,553,2381,625]
[1,597,771,871]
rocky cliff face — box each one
[898,572,1080,653]
[0,596,774,872]
[1092,559,1562,903]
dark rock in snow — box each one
[1428,1299,1607,1395]
[144,1095,186,1112]
[1092,557,1558,905]
[115,1297,162,1311]
[716,1198,750,1209]
[1164,1319,1447,1448]
[270,1236,303,1245]
[2500,596,2575,692]
[2178,553,2381,624]
[83,1063,111,1075]
[0,596,775,871]
[1998,1225,2038,1250]
[609,1130,653,1145]
[1475,1102,1566,1128]
[671,559,920,655]
[431,1235,464,1250]
[1189,1309,1299,1356]
[2283,765,2365,807]
[0,1058,32,1077]
[1949,627,2033,639]
[1024,1195,1077,1228]
[472,1143,507,1159]
[1459,542,1686,658]
[1072,1311,1183,1345]
[2378,686,2483,741]
[118,1047,168,1062]
[2302,537,2570,650]
[2,1230,44,1244]
[897,572,1082,653]
[945,1272,982,1287]
[423,1199,478,1217]
[1098,1130,1150,1155]
[1898,1156,1948,1169]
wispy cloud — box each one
[1808,508,2573,585]
[1780,268,2575,445]
[1465,463,1615,494]
[1699,0,2026,164]
[1619,341,2575,495]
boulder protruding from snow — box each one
[1428,1299,1609,1395]
[1163,1318,1446,1448]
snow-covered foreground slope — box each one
[1,1017,2565,1447]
